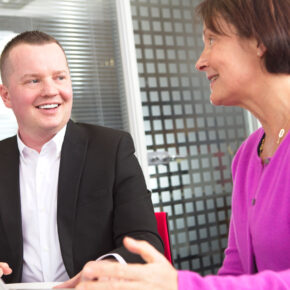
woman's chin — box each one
[210,95,223,106]
[210,94,236,107]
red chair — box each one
[155,212,173,264]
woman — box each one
[71,0,290,289]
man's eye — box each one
[57,76,65,80]
[28,79,39,84]
[209,38,214,45]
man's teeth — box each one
[38,104,59,109]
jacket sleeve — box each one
[109,132,164,262]
[178,269,290,289]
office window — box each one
[0,0,128,141]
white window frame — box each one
[116,0,151,188]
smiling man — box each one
[1,40,72,150]
[0,31,163,285]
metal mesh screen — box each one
[131,0,248,275]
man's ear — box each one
[0,84,12,108]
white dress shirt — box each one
[17,125,126,282]
[17,126,69,282]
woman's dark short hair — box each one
[0,31,66,84]
[196,0,290,74]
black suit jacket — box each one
[0,120,163,282]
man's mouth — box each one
[37,104,60,109]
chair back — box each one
[155,212,173,264]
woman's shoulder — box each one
[239,127,264,151]
[232,127,264,171]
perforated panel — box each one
[131,0,247,275]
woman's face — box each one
[195,17,264,107]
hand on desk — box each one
[54,272,81,288]
[54,259,118,288]
[75,237,178,290]
[0,262,12,277]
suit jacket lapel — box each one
[0,137,23,281]
[57,120,88,277]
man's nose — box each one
[41,79,58,96]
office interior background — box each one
[0,0,259,275]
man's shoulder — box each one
[76,122,127,135]
[0,136,18,160]
[68,121,131,143]
[0,135,17,148]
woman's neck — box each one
[243,74,290,159]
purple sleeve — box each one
[217,219,244,276]
[217,144,246,276]
[178,269,290,289]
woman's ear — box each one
[257,42,266,57]
[0,84,12,108]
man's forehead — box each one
[7,42,68,70]
[2,43,68,83]
[9,42,64,57]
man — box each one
[0,31,163,284]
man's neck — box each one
[18,127,65,153]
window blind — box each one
[0,0,128,141]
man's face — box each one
[0,42,73,142]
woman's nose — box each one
[195,50,208,71]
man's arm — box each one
[110,132,163,262]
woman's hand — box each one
[76,237,178,290]
[54,272,81,288]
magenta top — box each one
[178,128,290,289]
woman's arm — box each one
[75,238,290,290]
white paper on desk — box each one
[7,282,60,289]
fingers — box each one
[76,280,147,290]
[81,259,166,283]
[81,260,146,282]
[79,238,169,283]
[0,263,12,276]
[123,237,168,264]
[54,272,81,288]
[81,261,127,281]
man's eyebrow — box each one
[53,70,68,75]
[21,70,68,79]
[20,73,40,80]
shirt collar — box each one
[17,125,67,158]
